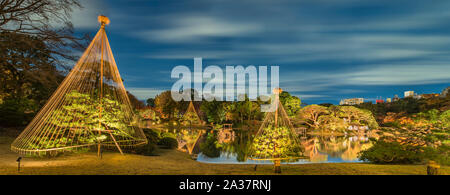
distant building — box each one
[340,98,364,105]
[348,125,369,131]
[393,95,400,101]
[386,98,392,103]
[404,91,415,98]
[441,87,450,97]
[376,99,384,104]
[418,93,439,99]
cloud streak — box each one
[70,0,450,103]
[137,15,263,43]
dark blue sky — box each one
[69,0,450,104]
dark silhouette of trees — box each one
[146,98,155,107]
[0,0,89,127]
[0,0,88,68]
[0,32,65,126]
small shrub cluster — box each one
[358,138,450,165]
[358,140,425,164]
[251,125,302,158]
[158,137,178,149]
[135,143,157,156]
[200,132,221,158]
[0,99,35,126]
[142,128,160,144]
[138,129,179,151]
[136,128,160,155]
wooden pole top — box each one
[273,88,282,94]
[98,15,110,26]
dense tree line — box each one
[356,95,450,118]
[0,0,86,126]
[297,104,378,132]
[148,89,382,134]
[354,95,450,129]
[150,89,302,126]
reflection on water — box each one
[176,129,206,154]
[172,128,373,164]
[301,135,372,163]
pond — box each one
[171,127,374,164]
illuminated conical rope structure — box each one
[177,128,204,154]
[11,16,147,156]
[248,88,307,173]
[182,101,204,126]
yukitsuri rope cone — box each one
[177,128,204,155]
[11,16,147,157]
[248,88,307,173]
[182,101,204,126]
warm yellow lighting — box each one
[11,16,146,156]
[98,15,110,25]
[273,87,282,94]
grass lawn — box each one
[0,136,449,175]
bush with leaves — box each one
[339,106,379,129]
[358,139,425,164]
[136,128,161,155]
[135,143,157,156]
[318,115,347,132]
[438,110,450,130]
[279,91,302,117]
[359,138,449,165]
[0,98,35,126]
[142,128,160,145]
[17,90,139,151]
[49,90,136,140]
[200,100,226,124]
[251,125,302,159]
[158,137,178,149]
[200,132,222,158]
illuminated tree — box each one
[176,129,204,154]
[200,100,226,124]
[182,101,204,126]
[11,16,147,156]
[439,110,450,129]
[339,106,378,129]
[298,105,329,129]
[251,125,302,158]
[279,91,301,117]
[318,115,346,132]
[249,88,306,173]
[154,91,178,120]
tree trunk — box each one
[427,161,440,175]
[274,159,281,174]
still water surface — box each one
[172,128,373,164]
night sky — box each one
[69,0,450,104]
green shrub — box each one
[200,133,221,158]
[425,145,450,166]
[383,121,402,129]
[358,140,425,164]
[142,128,160,145]
[358,139,450,165]
[0,99,34,126]
[135,143,157,156]
[251,125,302,158]
[158,137,178,149]
[159,132,176,139]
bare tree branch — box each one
[0,0,89,71]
